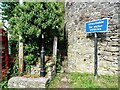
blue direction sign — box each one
[86,18,109,33]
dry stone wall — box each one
[65,2,120,75]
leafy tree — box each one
[1,2,64,72]
[0,21,3,28]
[1,2,18,21]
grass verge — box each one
[48,72,119,88]
[68,72,118,88]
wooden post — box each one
[19,35,24,75]
[19,0,23,4]
[53,36,58,71]
[19,0,24,75]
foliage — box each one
[1,2,64,71]
[47,73,61,88]
[1,2,18,21]
[55,50,62,73]
[8,2,64,41]
[0,80,8,89]
[8,59,19,77]
[0,21,3,28]
[1,2,64,89]
[0,58,19,89]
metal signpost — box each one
[85,18,109,79]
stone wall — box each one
[65,1,120,75]
[31,56,56,79]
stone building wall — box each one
[65,1,120,75]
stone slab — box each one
[8,76,50,88]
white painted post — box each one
[53,36,58,72]
[19,0,23,4]
[19,0,24,75]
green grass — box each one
[68,72,118,88]
[47,73,61,88]
[48,72,119,88]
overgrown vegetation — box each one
[0,21,3,28]
[47,73,61,88]
[1,2,64,71]
[1,2,65,89]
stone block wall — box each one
[31,57,56,79]
[65,1,120,75]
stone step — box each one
[8,76,50,88]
